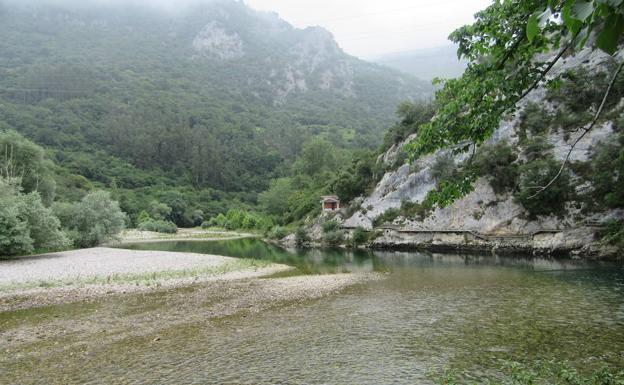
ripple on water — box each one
[2,241,624,384]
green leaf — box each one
[571,1,594,21]
[562,4,583,34]
[596,13,624,54]
[527,13,540,42]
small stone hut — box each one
[321,195,340,211]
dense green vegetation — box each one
[404,0,624,208]
[0,132,126,254]
[0,0,430,237]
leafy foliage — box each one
[322,220,344,246]
[54,191,126,248]
[351,227,371,246]
[0,0,431,227]
[295,227,310,246]
[138,219,178,234]
[404,0,624,204]
[515,158,572,218]
[0,130,56,203]
[473,142,520,195]
[372,208,401,227]
[0,178,69,256]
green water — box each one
[2,239,623,384]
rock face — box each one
[340,48,623,258]
[193,21,244,60]
[186,1,431,104]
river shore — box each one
[0,243,380,313]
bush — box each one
[0,179,69,256]
[587,135,624,210]
[0,194,33,256]
[18,192,70,251]
[55,190,126,248]
[267,225,287,240]
[401,199,433,221]
[322,220,341,233]
[323,230,344,247]
[148,201,171,221]
[373,208,401,227]
[518,102,552,141]
[430,154,458,183]
[138,219,178,234]
[522,136,554,163]
[515,158,572,219]
[295,227,309,246]
[351,226,370,246]
[190,209,204,227]
[473,142,519,194]
[321,220,344,246]
[137,210,151,224]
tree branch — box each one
[528,57,624,199]
[516,38,574,105]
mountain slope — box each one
[0,0,432,198]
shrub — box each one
[0,194,33,256]
[214,213,227,228]
[401,199,434,221]
[587,135,624,210]
[190,209,204,227]
[295,227,310,246]
[137,210,151,224]
[0,179,69,256]
[473,142,519,194]
[323,230,344,247]
[515,158,572,219]
[148,201,171,221]
[55,190,126,248]
[517,102,552,141]
[18,192,69,251]
[430,153,458,182]
[351,227,370,246]
[138,219,178,234]
[321,220,344,246]
[267,225,287,240]
[372,208,401,227]
[522,136,554,163]
[322,220,341,233]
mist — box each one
[0,0,492,57]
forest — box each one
[0,0,431,254]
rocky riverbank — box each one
[367,226,622,259]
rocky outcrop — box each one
[193,21,244,60]
[339,48,624,259]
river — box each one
[2,238,623,384]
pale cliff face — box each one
[192,21,244,60]
[343,48,621,236]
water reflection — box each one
[119,238,614,275]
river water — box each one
[2,239,624,384]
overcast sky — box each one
[244,0,493,58]
[14,0,493,58]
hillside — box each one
[0,0,432,219]
[308,47,624,258]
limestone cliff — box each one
[333,48,624,258]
